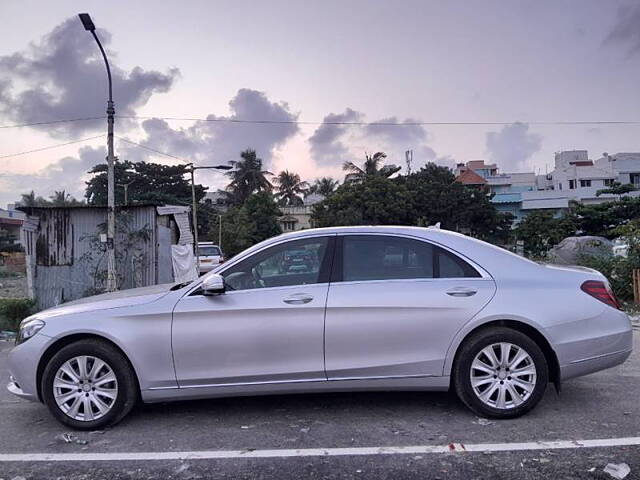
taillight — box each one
[580,280,621,310]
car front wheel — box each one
[453,327,549,419]
[42,339,138,430]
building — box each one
[278,193,324,232]
[455,152,640,223]
[0,204,26,247]
[18,205,182,309]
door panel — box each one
[172,285,329,387]
[172,235,334,388]
[325,278,495,379]
[324,234,496,380]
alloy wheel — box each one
[470,342,537,410]
[53,355,118,421]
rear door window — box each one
[340,235,480,282]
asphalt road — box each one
[0,328,639,479]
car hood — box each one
[33,283,175,320]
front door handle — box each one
[283,293,314,305]
[446,287,477,297]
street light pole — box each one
[187,164,232,274]
[79,13,117,292]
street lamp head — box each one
[78,13,96,32]
[214,165,233,170]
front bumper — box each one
[7,375,36,401]
[6,332,52,403]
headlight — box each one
[16,318,45,345]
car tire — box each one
[453,327,549,419]
[42,339,138,430]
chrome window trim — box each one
[184,233,337,297]
[335,232,492,281]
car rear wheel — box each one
[42,339,138,430]
[453,327,549,419]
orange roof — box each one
[455,169,487,185]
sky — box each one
[1,0,640,207]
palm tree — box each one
[342,152,401,183]
[19,190,48,207]
[49,190,71,206]
[274,170,308,206]
[225,149,273,204]
[308,177,339,198]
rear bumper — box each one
[547,308,633,381]
[560,347,631,380]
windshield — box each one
[199,246,221,256]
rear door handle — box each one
[446,287,477,297]
[283,293,314,305]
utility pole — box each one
[218,214,223,251]
[79,13,117,291]
[117,181,135,206]
[187,164,232,273]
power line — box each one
[0,116,105,129]
[3,115,640,129]
[119,115,640,127]
[0,135,104,159]
[115,136,192,164]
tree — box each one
[85,160,206,207]
[402,163,513,243]
[274,170,308,206]
[312,175,413,227]
[596,182,637,198]
[219,192,282,257]
[311,162,512,244]
[225,149,273,205]
[342,152,401,183]
[571,197,640,238]
[49,190,83,207]
[18,191,49,207]
[514,211,577,257]
[308,177,339,197]
[85,160,214,236]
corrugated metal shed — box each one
[20,205,179,310]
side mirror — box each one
[202,273,225,296]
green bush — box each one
[0,298,36,332]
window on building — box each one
[282,221,296,231]
[580,180,591,188]
[630,173,640,186]
[559,183,563,190]
[569,180,576,189]
[603,179,614,187]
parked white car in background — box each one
[198,242,224,273]
[7,226,633,430]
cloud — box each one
[364,117,436,165]
[0,17,179,138]
[0,145,105,206]
[604,4,640,56]
[123,88,299,176]
[486,122,542,172]
[308,111,437,171]
[308,108,362,166]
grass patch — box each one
[0,298,36,332]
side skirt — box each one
[141,375,450,403]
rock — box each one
[547,236,613,265]
[603,463,631,479]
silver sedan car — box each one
[7,226,633,429]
